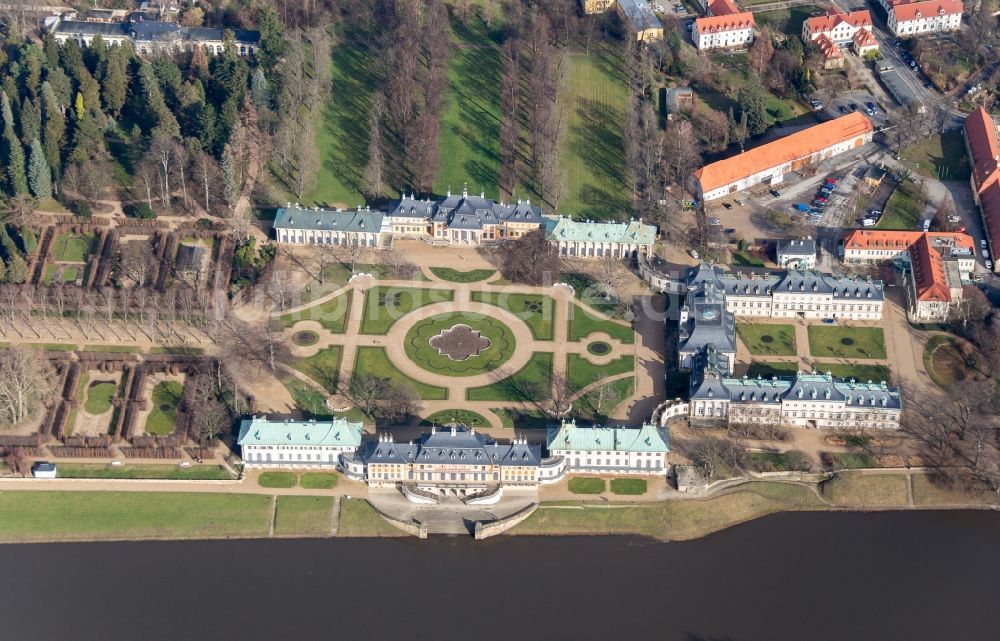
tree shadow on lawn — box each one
[569,98,630,218]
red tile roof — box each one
[694,113,873,193]
[804,10,873,35]
[891,0,961,22]
[852,29,878,48]
[910,234,951,302]
[843,230,976,253]
[965,106,1000,195]
[815,34,843,60]
[694,11,755,35]
[708,0,740,15]
[979,181,1000,254]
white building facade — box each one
[545,420,671,475]
[693,14,755,51]
[273,206,386,247]
[886,0,962,37]
[237,417,364,468]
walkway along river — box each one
[0,510,998,641]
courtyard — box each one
[271,249,661,431]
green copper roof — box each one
[543,216,656,245]
[237,416,364,448]
[546,420,670,453]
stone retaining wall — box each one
[473,502,538,540]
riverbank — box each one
[0,472,995,544]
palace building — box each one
[543,216,656,259]
[689,369,902,430]
[546,420,670,475]
[964,107,1000,272]
[273,205,387,248]
[386,189,544,245]
[45,14,260,56]
[237,417,364,468]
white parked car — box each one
[980,239,988,249]
[689,249,700,259]
[947,215,961,223]
[982,248,990,259]
[986,260,994,271]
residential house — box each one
[776,237,817,269]
[693,12,756,51]
[964,107,1000,271]
[580,0,663,42]
[273,205,387,248]
[802,10,878,57]
[689,369,902,429]
[884,0,962,37]
[545,420,671,475]
[543,216,656,258]
[237,417,364,468]
[693,113,873,201]
[814,34,845,69]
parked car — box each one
[987,260,994,271]
[981,239,988,249]
[770,189,781,197]
[821,318,836,324]
[957,226,967,233]
[810,100,823,111]
[689,249,700,259]
[947,215,961,223]
[922,219,931,232]
[722,202,732,209]
[825,177,838,184]
[838,105,848,114]
[815,196,828,203]
[724,227,736,234]
[708,216,721,225]
[734,199,744,206]
[982,248,990,259]
[866,101,877,112]
[861,218,876,227]
[869,209,882,217]
[849,103,858,111]
[794,203,811,212]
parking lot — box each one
[821,91,889,127]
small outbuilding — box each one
[776,237,817,269]
[32,462,57,479]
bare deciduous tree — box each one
[0,347,54,428]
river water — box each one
[1,510,998,641]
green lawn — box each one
[354,346,449,400]
[610,478,647,495]
[814,362,892,383]
[259,471,297,488]
[83,381,117,414]
[148,346,205,355]
[566,353,634,392]
[51,232,93,262]
[745,361,800,378]
[83,344,143,353]
[466,351,553,401]
[145,380,183,435]
[807,326,887,359]
[43,264,80,285]
[290,346,342,394]
[900,131,971,181]
[748,451,810,473]
[0,492,271,542]
[568,477,606,494]
[359,286,454,335]
[470,291,555,340]
[558,51,632,219]
[434,13,503,196]
[753,5,824,35]
[830,452,876,469]
[337,498,407,537]
[276,291,351,333]
[737,323,796,356]
[491,407,551,429]
[300,472,340,490]
[822,472,907,506]
[57,464,235,480]
[404,312,516,376]
[572,376,634,421]
[429,267,496,283]
[279,374,331,417]
[420,409,491,428]
[273,496,334,537]
[561,272,618,315]
[568,304,634,343]
[879,179,924,230]
[731,251,766,267]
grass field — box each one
[807,326,887,359]
[290,346,342,394]
[922,334,986,389]
[300,472,340,490]
[354,346,449,400]
[403,312,516,376]
[51,233,93,262]
[561,272,618,315]
[737,323,796,356]
[568,477,606,494]
[900,131,971,181]
[566,353,634,392]
[276,291,352,333]
[492,407,551,429]
[360,286,454,335]
[337,498,407,537]
[748,451,810,473]
[911,473,1000,506]
[273,496,334,537]
[470,291,556,340]
[83,344,143,353]
[879,179,924,229]
[558,51,632,220]
[83,381,117,414]
[0,492,272,542]
[822,472,909,507]
[430,267,496,283]
[814,362,892,383]
[745,361,800,378]
[572,376,634,421]
[513,482,827,540]
[57,464,235,480]
[420,409,491,428]
[568,304,634,343]
[610,478,647,495]
[753,5,824,35]
[466,351,553,401]
[280,374,331,417]
[259,471,298,488]
[43,264,80,285]
[145,381,183,435]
